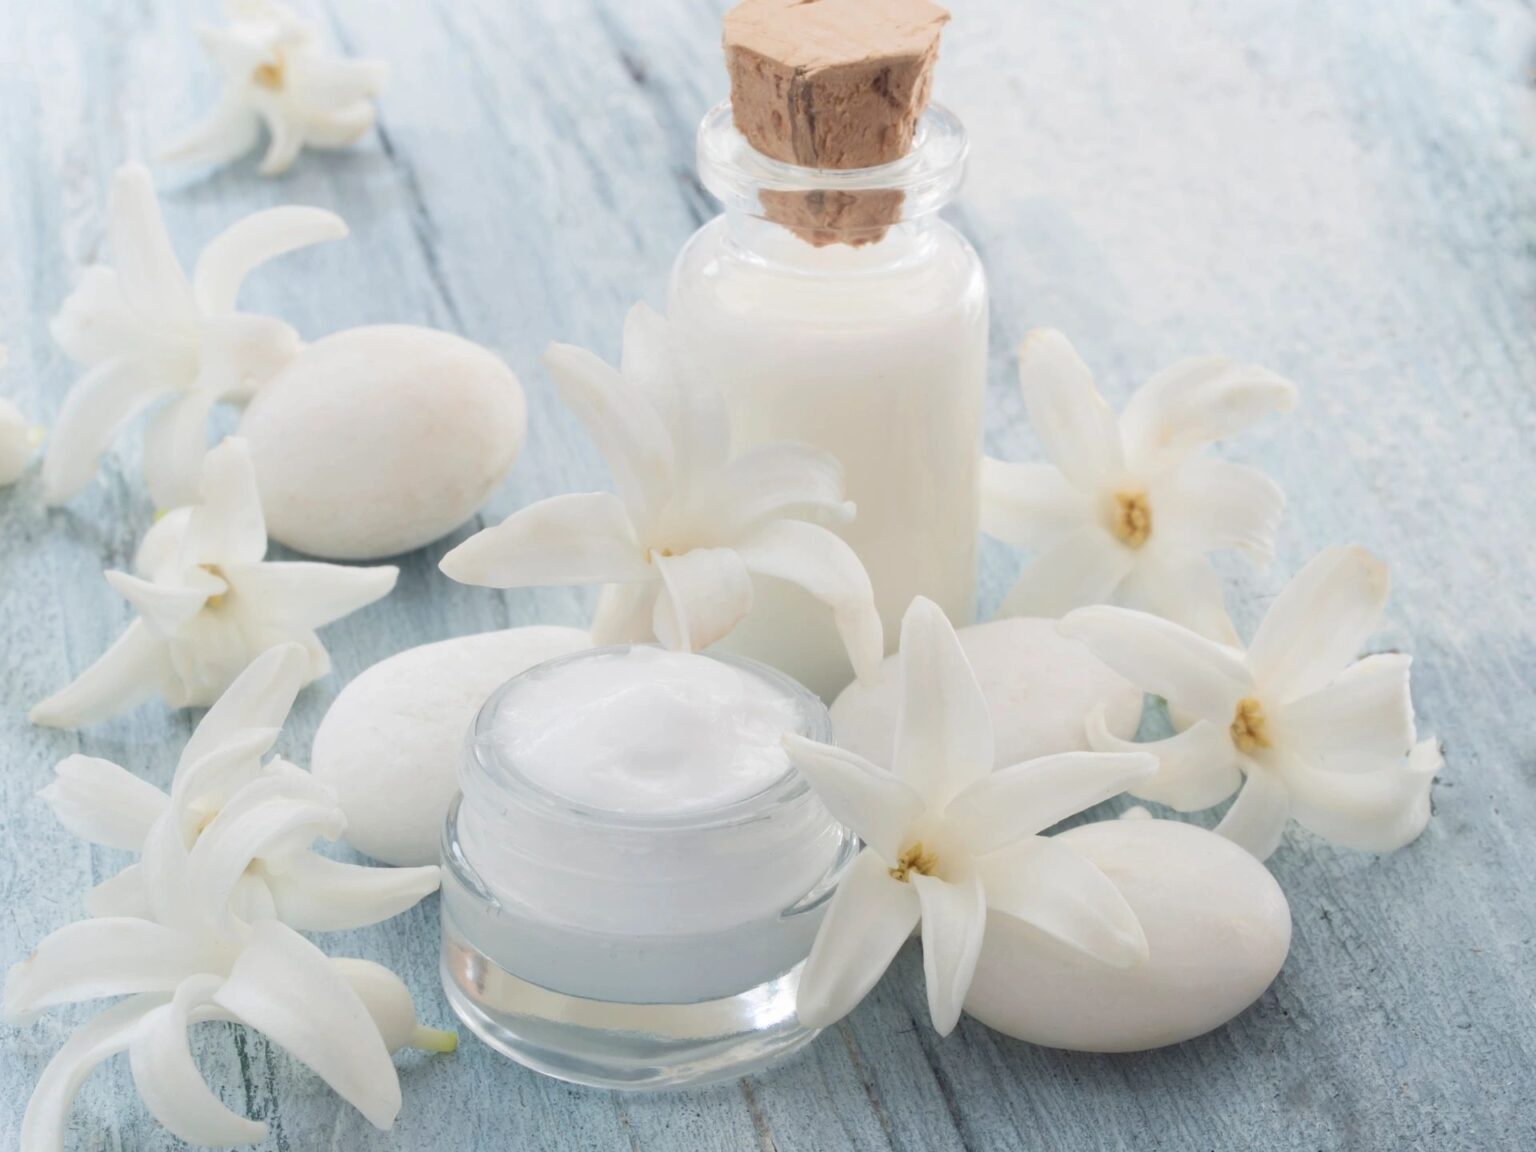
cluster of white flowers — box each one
[6,645,452,1149]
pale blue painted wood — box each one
[1,0,1533,1149]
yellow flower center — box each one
[1230,696,1271,753]
[1110,488,1153,548]
[252,51,287,90]
[200,563,228,610]
[889,842,939,883]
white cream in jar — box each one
[440,645,852,1089]
[669,103,988,698]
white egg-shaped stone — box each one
[830,617,1143,768]
[312,626,591,866]
[239,325,526,560]
[964,819,1291,1051]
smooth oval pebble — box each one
[830,617,1143,768]
[964,819,1291,1051]
[312,626,592,865]
[239,325,527,560]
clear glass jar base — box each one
[442,918,823,1091]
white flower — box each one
[1061,546,1442,861]
[6,645,451,1150]
[441,303,884,677]
[982,329,1296,644]
[31,437,397,729]
[781,597,1155,1035]
[0,345,44,485]
[40,643,441,931]
[45,162,346,507]
[162,0,388,176]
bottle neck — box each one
[721,208,945,274]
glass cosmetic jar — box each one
[669,102,987,699]
[440,645,855,1090]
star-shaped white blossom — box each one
[1061,546,1441,861]
[45,162,346,508]
[163,0,389,176]
[983,329,1296,644]
[0,345,44,486]
[6,645,452,1150]
[31,437,396,729]
[441,303,884,677]
[782,597,1154,1035]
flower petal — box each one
[1245,546,1391,703]
[590,580,661,645]
[544,341,674,524]
[109,164,197,322]
[1016,328,1124,491]
[185,777,346,928]
[734,519,884,681]
[1272,654,1415,773]
[30,620,173,730]
[1153,458,1285,566]
[227,561,398,630]
[782,733,926,860]
[21,994,166,1152]
[192,204,348,313]
[652,547,754,652]
[40,755,168,851]
[85,865,154,919]
[179,436,268,565]
[979,458,1093,548]
[945,751,1156,854]
[892,597,993,808]
[105,569,212,636]
[1283,741,1439,854]
[796,850,920,1028]
[41,355,168,504]
[257,112,307,177]
[1058,605,1253,724]
[142,389,219,510]
[1214,768,1292,861]
[289,56,388,108]
[303,101,377,149]
[1113,550,1239,646]
[3,919,216,1023]
[130,975,268,1146]
[196,312,303,400]
[439,493,650,588]
[1085,708,1244,811]
[264,853,441,932]
[1119,356,1296,476]
[618,302,729,488]
[997,525,1136,620]
[212,920,402,1130]
[910,869,986,1036]
[177,640,307,772]
[976,835,1148,967]
[158,97,263,171]
[691,441,852,539]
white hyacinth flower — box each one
[31,437,396,729]
[41,644,441,930]
[441,303,884,678]
[781,597,1154,1035]
[983,329,1296,644]
[0,345,45,485]
[1061,546,1442,862]
[163,0,388,176]
[45,162,346,507]
[6,646,452,1150]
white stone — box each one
[239,325,526,560]
[964,819,1292,1052]
[311,626,592,866]
[829,617,1144,768]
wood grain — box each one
[1,0,1532,1148]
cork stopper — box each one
[723,0,950,245]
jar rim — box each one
[696,100,968,220]
[463,644,834,834]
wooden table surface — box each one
[2,1,1534,1149]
